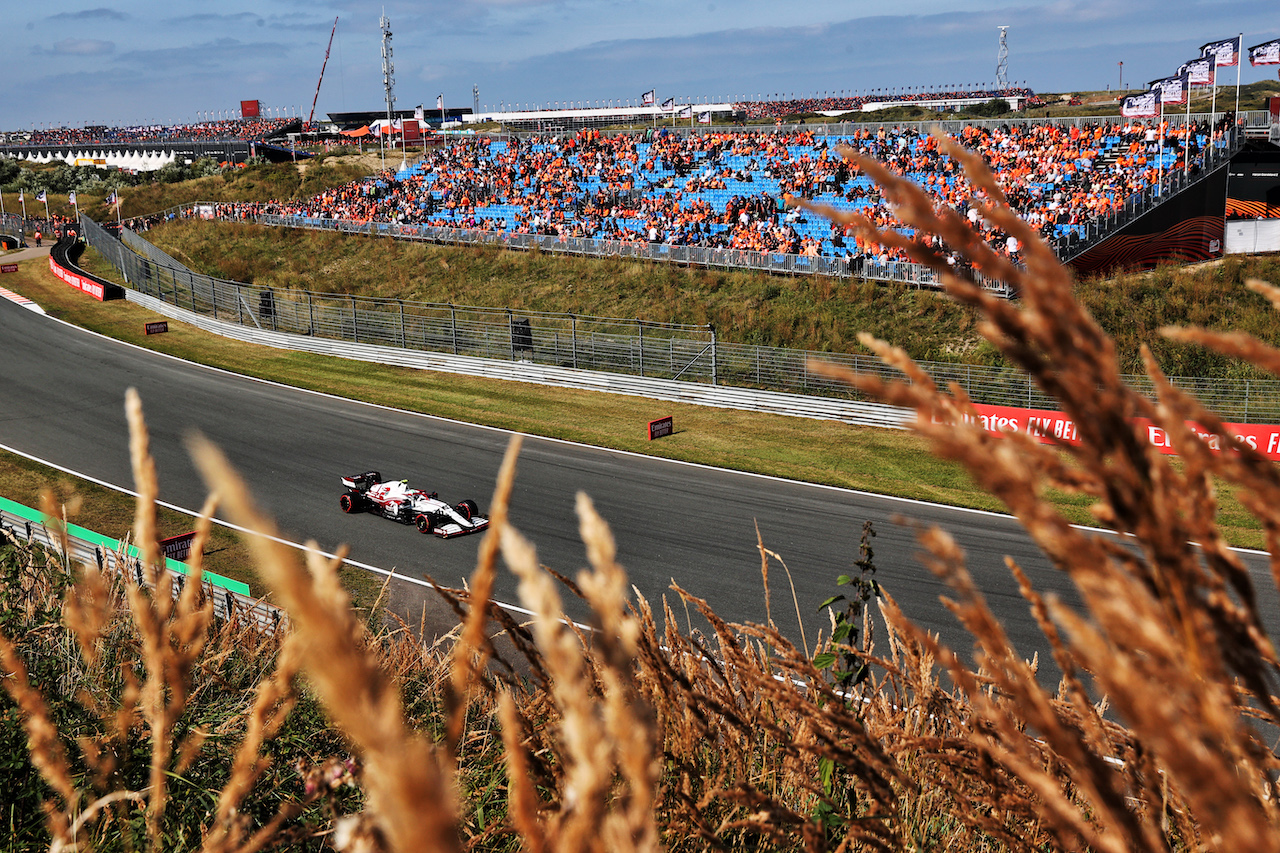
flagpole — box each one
[43,196,50,221]
[1210,66,1218,129]
[1184,82,1192,177]
[1158,97,1165,196]
[1234,33,1242,122]
[20,193,26,221]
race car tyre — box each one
[455,499,479,521]
[340,493,362,513]
[415,513,434,534]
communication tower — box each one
[996,26,1009,87]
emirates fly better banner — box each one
[948,403,1280,461]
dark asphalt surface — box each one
[2,295,1276,673]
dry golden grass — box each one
[5,139,1280,852]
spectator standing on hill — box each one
[33,229,41,247]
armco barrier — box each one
[0,495,284,634]
[122,286,915,429]
[80,212,1280,425]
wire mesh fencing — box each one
[78,214,1280,425]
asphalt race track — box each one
[2,295,1277,675]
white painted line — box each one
[0,439,546,625]
[11,306,1272,559]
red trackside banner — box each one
[949,403,1280,461]
[49,255,106,300]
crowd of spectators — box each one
[0,118,298,147]
[194,116,1231,269]
[733,87,1044,120]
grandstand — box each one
[459,88,1041,132]
[0,117,303,172]
[4,85,1278,273]
[196,108,1254,275]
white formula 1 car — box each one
[339,471,490,538]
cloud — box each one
[163,12,263,26]
[113,37,294,76]
[47,7,128,22]
[48,38,116,56]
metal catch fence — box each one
[79,215,1280,425]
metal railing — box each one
[80,216,1280,424]
[1058,126,1242,262]
[0,498,284,634]
[85,215,721,383]
[144,201,1008,295]
[1,212,25,244]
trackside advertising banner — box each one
[48,254,106,300]
[947,403,1280,461]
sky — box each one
[3,1,1278,129]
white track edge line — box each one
[12,302,1272,559]
[0,439,552,625]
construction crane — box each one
[308,17,339,126]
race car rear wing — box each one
[341,471,382,490]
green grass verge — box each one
[141,214,1280,381]
[5,250,1266,554]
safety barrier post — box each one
[351,295,359,342]
[398,300,406,348]
[571,315,577,370]
[450,305,458,355]
[711,325,718,386]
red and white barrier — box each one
[952,402,1280,461]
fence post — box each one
[450,304,458,355]
[571,315,577,369]
[236,284,243,325]
[308,292,314,335]
[638,322,645,377]
[711,324,718,386]
[399,300,406,348]
[508,309,515,361]
[210,278,218,319]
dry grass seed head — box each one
[447,435,522,751]
[189,435,460,853]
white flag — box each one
[69,191,77,205]
[436,94,444,110]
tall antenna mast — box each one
[996,26,1009,87]
[380,10,396,168]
